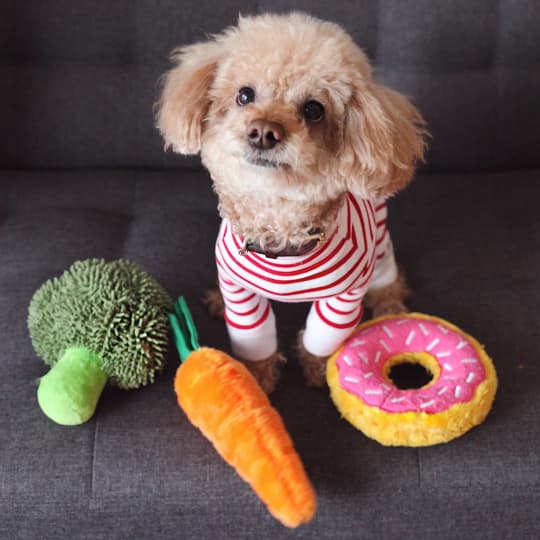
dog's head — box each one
[156,12,427,244]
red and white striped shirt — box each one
[215,193,397,360]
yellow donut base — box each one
[327,313,498,447]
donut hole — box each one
[388,362,434,390]
[384,353,440,390]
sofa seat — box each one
[1,168,539,539]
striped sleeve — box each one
[217,268,278,361]
[302,289,364,356]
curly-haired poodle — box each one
[157,12,427,393]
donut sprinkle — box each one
[334,315,487,414]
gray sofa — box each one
[2,2,539,539]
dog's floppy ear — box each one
[156,41,222,154]
[339,75,427,198]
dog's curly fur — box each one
[157,12,427,392]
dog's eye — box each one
[236,87,255,106]
[303,100,325,123]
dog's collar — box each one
[238,229,325,259]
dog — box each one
[156,12,427,393]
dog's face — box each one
[157,13,426,245]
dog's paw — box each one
[365,266,411,318]
[242,352,287,394]
[296,330,328,388]
[201,286,225,319]
[370,298,408,317]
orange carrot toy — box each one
[169,297,316,528]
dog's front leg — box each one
[297,291,364,387]
[217,272,285,393]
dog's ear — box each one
[339,75,427,198]
[156,41,222,154]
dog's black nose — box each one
[247,119,284,150]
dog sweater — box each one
[215,193,398,360]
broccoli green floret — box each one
[28,258,172,390]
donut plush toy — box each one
[327,313,497,446]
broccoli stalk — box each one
[37,347,108,425]
[28,259,172,425]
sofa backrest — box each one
[1,0,539,172]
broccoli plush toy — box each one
[28,259,172,425]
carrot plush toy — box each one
[169,297,317,528]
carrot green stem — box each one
[37,347,108,425]
[169,297,200,362]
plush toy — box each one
[170,297,316,528]
[327,313,498,446]
[28,259,172,425]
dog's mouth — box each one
[246,156,280,168]
[244,151,286,169]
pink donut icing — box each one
[335,316,486,414]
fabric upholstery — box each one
[1,169,540,538]
[1,0,539,171]
[2,1,540,538]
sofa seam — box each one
[417,448,422,488]
[90,419,99,499]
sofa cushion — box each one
[1,1,539,171]
[1,168,539,538]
